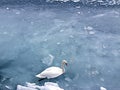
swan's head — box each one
[62,60,68,66]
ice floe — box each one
[100,87,107,90]
[17,82,64,90]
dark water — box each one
[0,0,120,90]
[0,0,120,6]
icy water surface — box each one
[0,5,120,90]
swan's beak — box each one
[65,63,68,66]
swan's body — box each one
[36,60,67,79]
[36,67,63,79]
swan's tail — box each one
[36,74,45,78]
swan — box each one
[36,60,67,79]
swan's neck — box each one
[61,63,65,73]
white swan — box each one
[36,60,68,79]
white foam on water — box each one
[46,0,120,5]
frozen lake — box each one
[0,1,120,90]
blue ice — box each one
[0,3,120,90]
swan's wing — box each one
[37,67,63,79]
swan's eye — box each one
[65,63,68,66]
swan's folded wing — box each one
[38,67,63,79]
